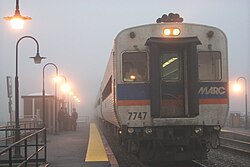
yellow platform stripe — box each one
[85,123,109,162]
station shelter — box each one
[21,93,64,134]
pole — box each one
[245,80,248,129]
[42,63,58,135]
[6,76,13,125]
[237,77,248,129]
[14,35,41,158]
[55,77,58,134]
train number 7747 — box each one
[128,112,147,120]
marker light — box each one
[163,28,181,36]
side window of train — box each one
[102,77,112,101]
[198,51,222,81]
[122,52,148,82]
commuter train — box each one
[95,13,228,161]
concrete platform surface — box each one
[46,122,89,167]
[46,122,118,167]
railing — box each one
[0,127,46,167]
[0,121,42,148]
[0,125,15,147]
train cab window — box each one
[161,52,180,81]
[122,52,148,82]
[198,51,222,81]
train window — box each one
[122,52,148,82]
[198,51,222,81]
[102,77,112,101]
[161,52,180,81]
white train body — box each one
[95,19,228,161]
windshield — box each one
[122,52,148,82]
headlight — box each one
[163,28,181,36]
[163,28,171,36]
[194,127,203,134]
[144,127,153,135]
[127,128,134,134]
[213,125,221,131]
[173,28,181,36]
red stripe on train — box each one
[117,100,150,106]
[199,98,228,104]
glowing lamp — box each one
[53,76,61,83]
[173,28,181,36]
[3,0,32,29]
[163,28,181,36]
[62,83,71,93]
[10,18,24,29]
[130,75,136,80]
[233,84,241,92]
[163,29,171,36]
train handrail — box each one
[0,127,47,167]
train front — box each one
[115,13,228,161]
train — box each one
[94,13,228,161]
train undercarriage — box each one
[118,124,221,161]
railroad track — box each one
[220,136,250,154]
[131,154,208,167]
[192,160,209,167]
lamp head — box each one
[3,9,31,29]
[29,53,46,64]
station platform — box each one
[46,122,118,167]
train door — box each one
[160,50,184,117]
[145,37,201,118]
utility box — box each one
[229,113,240,128]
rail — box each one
[220,136,250,155]
[0,127,47,167]
[0,125,15,147]
[0,121,42,147]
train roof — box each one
[114,22,226,40]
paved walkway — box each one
[46,122,89,167]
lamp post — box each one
[14,35,45,158]
[236,77,248,129]
[43,63,58,135]
[3,0,32,29]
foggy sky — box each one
[0,0,250,124]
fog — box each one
[0,0,250,124]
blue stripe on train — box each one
[117,83,150,100]
[117,82,228,100]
